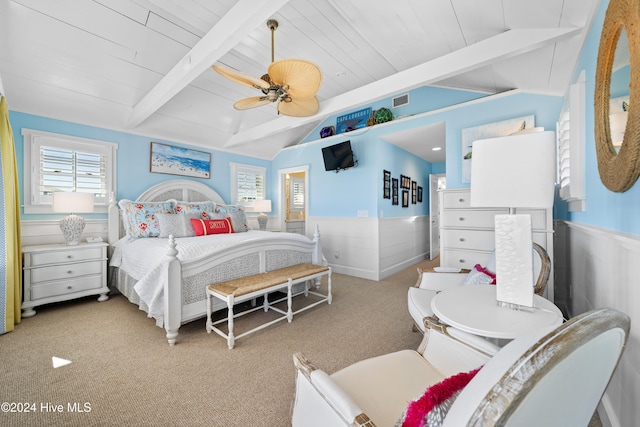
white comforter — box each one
[110,231,314,322]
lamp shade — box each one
[52,192,95,213]
[470,131,556,208]
[254,199,272,213]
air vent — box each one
[392,93,409,108]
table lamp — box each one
[52,192,95,245]
[254,199,272,231]
[470,130,555,308]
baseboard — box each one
[379,253,429,280]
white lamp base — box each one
[257,213,268,231]
[60,214,86,245]
[494,214,534,308]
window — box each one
[22,129,117,214]
[556,71,586,212]
[230,163,266,206]
[290,177,305,211]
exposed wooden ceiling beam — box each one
[224,27,582,148]
[127,0,290,128]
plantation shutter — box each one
[236,168,264,203]
[40,145,106,198]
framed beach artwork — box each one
[150,142,211,179]
[461,115,535,183]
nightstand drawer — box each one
[29,260,104,284]
[31,275,104,300]
[30,247,103,266]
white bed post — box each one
[164,235,182,346]
[107,192,120,246]
[312,225,324,289]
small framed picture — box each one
[417,186,423,203]
[411,181,417,204]
[402,190,409,207]
[150,142,211,179]
[400,175,411,189]
[383,170,391,199]
[392,178,399,205]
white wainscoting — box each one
[21,219,109,247]
[309,215,429,281]
[556,221,640,427]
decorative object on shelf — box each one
[461,115,535,183]
[150,142,211,179]
[595,0,640,192]
[470,130,555,309]
[52,192,95,245]
[383,170,391,199]
[392,178,399,205]
[254,199,272,231]
[319,126,335,138]
[373,107,393,124]
[336,108,371,134]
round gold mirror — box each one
[594,0,640,192]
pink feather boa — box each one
[401,367,482,427]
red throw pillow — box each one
[190,218,234,235]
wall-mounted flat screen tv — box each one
[322,140,355,172]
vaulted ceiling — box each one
[0,0,599,160]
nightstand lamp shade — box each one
[52,192,95,245]
[254,199,272,231]
[470,130,556,308]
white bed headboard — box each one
[108,179,227,244]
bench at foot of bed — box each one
[205,263,332,349]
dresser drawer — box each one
[442,191,473,208]
[29,247,104,267]
[441,209,504,228]
[29,260,104,284]
[31,275,104,300]
[443,249,492,270]
[442,229,495,251]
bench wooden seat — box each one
[206,263,332,349]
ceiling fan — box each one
[212,19,322,117]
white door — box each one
[429,174,445,260]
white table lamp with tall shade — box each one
[52,192,95,245]
[254,199,272,231]
[470,130,556,309]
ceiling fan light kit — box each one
[212,19,322,117]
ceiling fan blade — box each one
[212,65,270,90]
[233,96,272,110]
[277,96,319,117]
[268,59,322,99]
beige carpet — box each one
[1,259,437,427]
[0,258,602,427]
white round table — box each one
[431,284,564,339]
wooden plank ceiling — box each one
[0,0,599,160]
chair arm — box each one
[415,270,467,291]
[292,353,373,427]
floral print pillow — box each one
[118,199,176,238]
[174,201,218,219]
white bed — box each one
[107,179,325,345]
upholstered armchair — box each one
[291,308,629,427]
[408,243,551,333]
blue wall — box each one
[567,0,640,235]
[9,111,270,221]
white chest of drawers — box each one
[22,242,109,317]
[439,188,554,299]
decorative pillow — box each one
[156,213,200,238]
[216,204,249,232]
[118,199,176,238]
[174,201,218,219]
[397,368,481,427]
[462,264,496,285]
[190,218,235,236]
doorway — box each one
[278,166,309,235]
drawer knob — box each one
[459,198,465,203]
[67,286,72,290]
[459,238,465,242]
[67,270,73,274]
[67,255,73,259]
[459,259,465,263]
[459,217,465,221]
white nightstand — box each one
[22,242,110,317]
